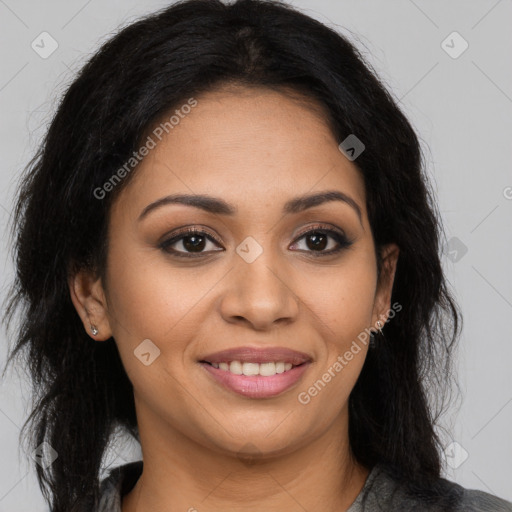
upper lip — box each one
[199,346,312,366]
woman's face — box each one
[75,85,398,459]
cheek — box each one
[103,241,228,384]
[105,243,199,338]
[298,255,377,342]
[295,264,375,416]
[102,243,183,375]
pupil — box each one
[184,235,206,252]
[306,232,327,251]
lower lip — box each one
[199,362,310,399]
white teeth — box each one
[259,362,276,376]
[242,362,260,376]
[230,360,243,375]
[209,360,298,376]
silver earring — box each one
[377,320,384,336]
[90,325,99,336]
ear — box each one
[371,243,400,328]
[68,270,113,341]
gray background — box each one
[0,0,511,510]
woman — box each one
[4,0,511,510]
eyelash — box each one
[159,224,353,259]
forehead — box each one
[116,85,367,219]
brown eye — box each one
[160,228,223,258]
[290,225,353,257]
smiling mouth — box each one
[198,359,311,399]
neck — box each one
[122,401,369,512]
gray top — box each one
[94,460,512,511]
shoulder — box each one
[458,486,512,512]
[351,464,512,512]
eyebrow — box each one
[138,190,363,225]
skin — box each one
[70,85,399,512]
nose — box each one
[219,248,300,331]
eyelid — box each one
[161,225,223,245]
[293,222,346,240]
